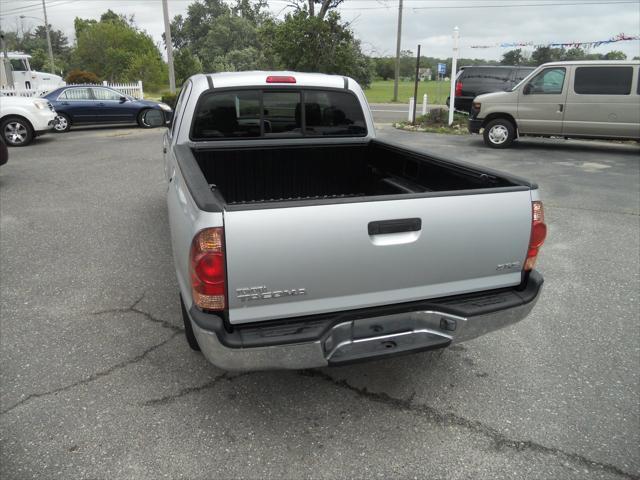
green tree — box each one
[501,49,524,65]
[604,50,627,60]
[286,0,345,19]
[530,46,565,65]
[1,24,71,73]
[174,48,203,84]
[260,11,371,86]
[373,57,395,80]
[72,11,167,89]
[563,47,586,60]
[168,0,269,72]
[73,18,96,37]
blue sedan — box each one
[43,85,172,132]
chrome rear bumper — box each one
[190,277,542,371]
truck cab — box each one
[1,52,65,92]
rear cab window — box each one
[191,88,367,140]
[573,66,633,95]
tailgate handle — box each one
[368,218,421,235]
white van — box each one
[468,60,640,147]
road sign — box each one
[437,63,446,75]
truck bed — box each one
[191,140,523,206]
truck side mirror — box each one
[523,84,532,95]
[119,96,127,103]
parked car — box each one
[447,65,535,112]
[157,71,546,371]
[469,60,640,148]
[0,95,56,146]
[42,85,173,132]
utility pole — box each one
[392,0,403,102]
[41,0,55,74]
[448,26,459,126]
[162,0,176,93]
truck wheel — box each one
[53,113,71,133]
[180,295,201,351]
[483,118,515,148]
[1,116,34,146]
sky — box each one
[1,0,639,61]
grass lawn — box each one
[365,80,451,104]
[143,90,163,101]
[146,80,451,105]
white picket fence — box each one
[101,80,144,99]
[1,80,144,99]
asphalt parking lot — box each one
[1,125,639,479]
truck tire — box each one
[180,295,201,351]
[1,116,34,147]
[483,118,515,148]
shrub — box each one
[160,91,179,109]
[65,69,100,84]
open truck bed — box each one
[186,140,526,207]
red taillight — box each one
[524,201,547,271]
[455,81,462,97]
[266,75,296,84]
[190,228,226,311]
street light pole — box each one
[162,0,176,94]
[41,0,55,74]
[392,0,403,103]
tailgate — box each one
[224,191,533,324]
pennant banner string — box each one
[469,33,640,49]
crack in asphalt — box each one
[1,332,181,416]
[1,294,182,415]
[299,370,639,480]
[92,293,183,333]
[139,372,252,406]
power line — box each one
[336,0,639,10]
[0,0,73,17]
[0,0,75,15]
[413,1,638,9]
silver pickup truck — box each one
[162,72,546,371]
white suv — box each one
[0,96,57,146]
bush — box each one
[65,69,100,84]
[160,91,179,109]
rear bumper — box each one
[190,271,543,371]
[446,97,473,112]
